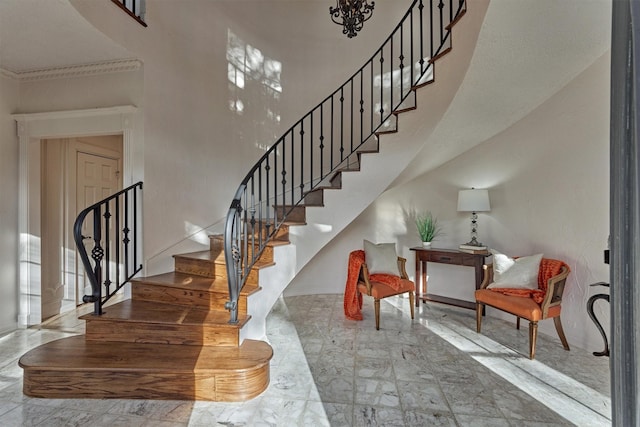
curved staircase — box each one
[19,0,481,402]
[19,234,274,401]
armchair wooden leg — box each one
[529,321,538,359]
[409,292,415,320]
[554,316,570,351]
[374,299,381,330]
[516,317,520,330]
[476,302,483,333]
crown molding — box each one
[12,105,137,123]
[0,68,19,79]
[0,58,142,82]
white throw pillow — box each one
[486,250,543,290]
[363,240,399,275]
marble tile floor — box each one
[0,294,610,426]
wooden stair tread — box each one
[174,250,222,261]
[173,250,277,269]
[80,300,249,328]
[131,272,260,296]
[19,335,272,372]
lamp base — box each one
[463,237,484,247]
[459,237,487,251]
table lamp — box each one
[457,188,490,248]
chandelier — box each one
[329,0,375,38]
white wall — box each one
[0,74,20,334]
[18,71,142,114]
[287,51,611,352]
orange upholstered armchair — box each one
[475,256,571,359]
[344,241,415,330]
[357,255,415,330]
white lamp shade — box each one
[457,189,490,212]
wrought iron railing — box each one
[110,0,147,27]
[223,0,467,323]
[74,181,143,315]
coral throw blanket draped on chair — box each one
[344,250,406,320]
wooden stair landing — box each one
[19,335,272,401]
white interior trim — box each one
[1,59,142,82]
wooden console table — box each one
[410,247,488,310]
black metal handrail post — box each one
[223,0,466,324]
[73,181,143,315]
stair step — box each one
[82,300,248,347]
[172,250,273,284]
[303,188,325,206]
[173,250,223,279]
[19,335,272,401]
[274,204,306,223]
[131,272,260,312]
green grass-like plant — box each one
[415,211,442,242]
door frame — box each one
[13,105,140,327]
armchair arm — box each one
[397,257,409,280]
[479,264,494,289]
[358,262,373,295]
[540,265,570,317]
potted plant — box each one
[415,211,442,247]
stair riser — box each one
[173,258,260,285]
[209,237,275,264]
[303,190,324,206]
[22,367,269,401]
[174,257,219,279]
[132,283,249,314]
[274,206,306,224]
[85,320,239,347]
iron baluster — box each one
[380,51,384,125]
[340,86,345,162]
[430,0,434,59]
[330,95,335,170]
[360,70,364,148]
[438,0,444,47]
[320,104,325,180]
[370,62,374,134]
[115,197,120,291]
[123,191,130,278]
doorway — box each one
[40,136,123,321]
[14,105,139,327]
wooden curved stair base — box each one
[19,335,272,401]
